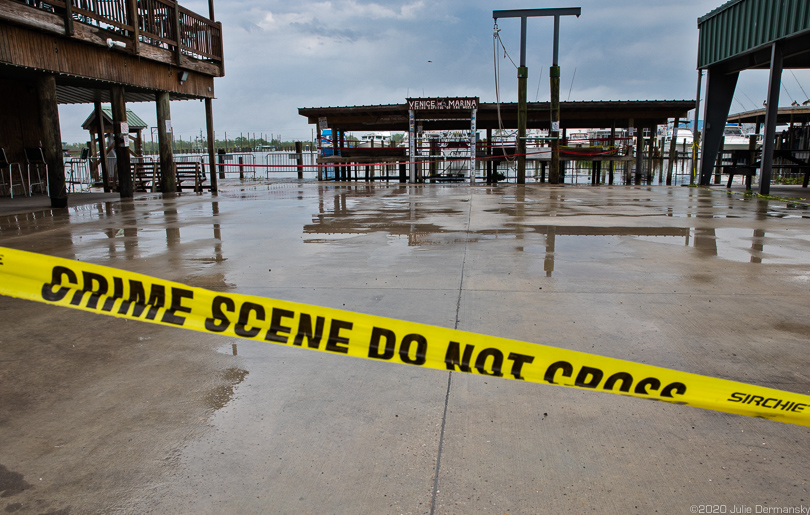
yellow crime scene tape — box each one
[1,245,809,427]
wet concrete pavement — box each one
[1,181,809,514]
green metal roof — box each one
[697,0,810,69]
[80,108,148,130]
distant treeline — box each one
[62,137,315,154]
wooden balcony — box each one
[0,0,224,81]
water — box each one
[65,151,758,187]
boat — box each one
[357,132,392,148]
[720,124,757,150]
[566,129,590,147]
[662,126,694,148]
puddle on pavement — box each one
[3,184,809,277]
[0,463,31,498]
[205,367,249,413]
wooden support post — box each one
[549,65,561,184]
[134,128,143,157]
[517,66,528,183]
[486,128,492,184]
[747,135,758,190]
[156,91,175,193]
[205,97,217,193]
[173,2,183,65]
[88,137,99,182]
[37,74,67,207]
[111,86,133,197]
[634,122,643,184]
[94,100,110,192]
[429,136,438,181]
[127,0,140,54]
[608,123,615,185]
[714,136,725,184]
[667,118,679,185]
[295,141,304,179]
[647,126,655,182]
[64,0,74,36]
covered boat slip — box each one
[299,99,694,184]
[697,0,810,194]
[725,106,810,188]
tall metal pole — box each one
[492,8,581,185]
[548,16,560,184]
[550,15,562,184]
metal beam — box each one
[759,42,783,195]
[493,8,582,19]
[698,68,739,185]
[492,7,581,184]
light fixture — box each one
[179,71,189,84]
[106,38,127,49]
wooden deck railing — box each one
[15,0,223,64]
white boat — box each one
[721,124,756,150]
[357,132,392,148]
[663,126,694,148]
[566,129,590,147]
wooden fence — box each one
[16,0,222,63]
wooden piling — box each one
[666,117,679,185]
[517,66,528,183]
[608,123,615,185]
[156,91,176,193]
[748,135,757,191]
[714,136,725,184]
[94,99,109,191]
[296,141,304,179]
[36,74,67,206]
[110,85,132,198]
[205,98,217,194]
[633,121,643,184]
[646,126,655,182]
[549,66,561,184]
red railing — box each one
[16,0,223,63]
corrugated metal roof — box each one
[698,0,810,69]
[299,100,695,131]
[80,107,148,131]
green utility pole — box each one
[493,8,581,184]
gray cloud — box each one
[58,0,810,144]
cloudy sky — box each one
[58,0,810,144]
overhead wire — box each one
[493,23,517,166]
[789,70,809,102]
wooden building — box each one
[0,0,224,206]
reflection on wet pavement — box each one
[1,185,808,275]
[2,182,810,513]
